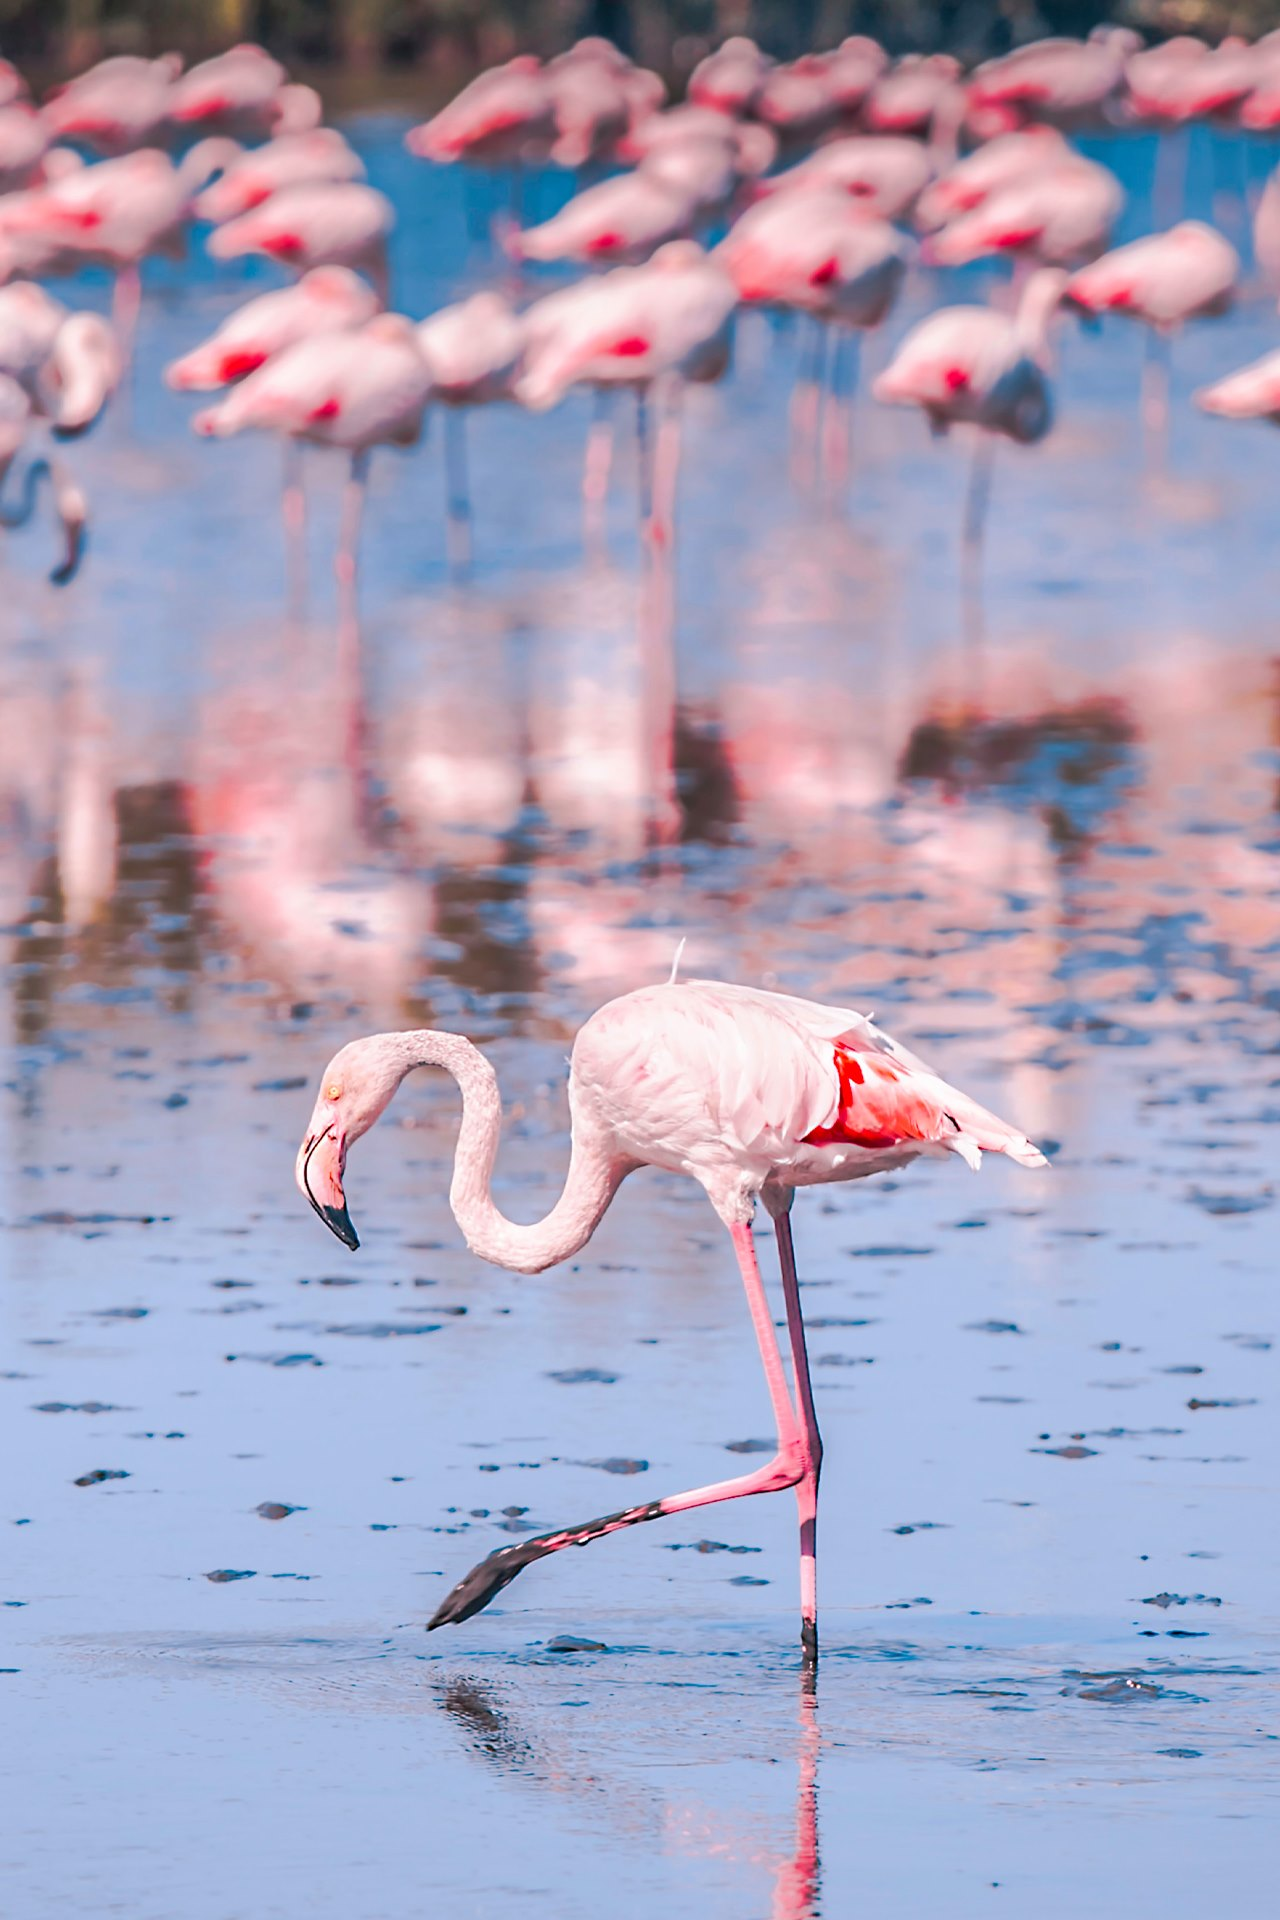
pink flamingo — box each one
[405,56,556,173]
[718,189,909,486]
[416,291,523,569]
[545,43,640,169]
[193,128,365,225]
[916,125,1071,229]
[1196,349,1280,423]
[517,240,735,541]
[753,57,839,149]
[874,268,1067,602]
[1,142,240,358]
[763,135,932,223]
[861,54,963,137]
[191,314,432,622]
[511,167,698,266]
[821,36,889,123]
[41,53,179,155]
[167,43,319,140]
[295,977,1045,1662]
[206,181,394,302]
[1065,221,1239,447]
[166,266,380,610]
[620,103,777,184]
[687,38,769,116]
[0,295,118,582]
[0,101,49,192]
[927,155,1123,274]
[966,31,1137,129]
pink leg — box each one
[428,1220,806,1631]
[582,395,614,558]
[773,1207,822,1675]
[112,263,141,371]
[282,439,307,623]
[789,321,824,490]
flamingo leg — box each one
[427,1220,807,1632]
[282,439,308,624]
[111,263,141,372]
[583,388,614,558]
[638,380,681,844]
[335,446,369,634]
[790,319,824,490]
[961,431,994,673]
[1141,326,1171,469]
[772,1206,823,1676]
[820,328,858,500]
[443,407,473,577]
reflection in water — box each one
[437,1669,821,1920]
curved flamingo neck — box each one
[387,1030,623,1274]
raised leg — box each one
[443,408,473,577]
[772,1206,822,1677]
[427,1220,805,1630]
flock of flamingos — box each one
[8,28,1274,1671]
[3,29,1280,593]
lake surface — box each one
[2,119,1278,1917]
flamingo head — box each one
[296,1036,406,1249]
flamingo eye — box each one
[326,1083,342,1101]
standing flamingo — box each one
[166,267,380,611]
[1,142,240,358]
[296,978,1045,1664]
[40,53,179,154]
[511,167,699,266]
[1064,221,1239,452]
[874,268,1067,616]
[763,135,932,222]
[206,181,395,302]
[191,315,433,623]
[193,128,365,225]
[717,189,909,487]
[416,291,523,569]
[1195,349,1280,424]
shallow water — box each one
[3,121,1279,1916]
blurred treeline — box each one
[8,0,1280,86]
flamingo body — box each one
[718,192,908,327]
[1065,221,1239,327]
[764,136,932,222]
[206,181,393,276]
[192,314,431,452]
[165,267,379,391]
[194,130,365,225]
[874,269,1065,443]
[514,170,695,266]
[929,157,1122,268]
[295,979,1044,1654]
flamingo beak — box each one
[296,1123,359,1250]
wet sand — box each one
[3,120,1279,1916]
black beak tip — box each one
[319,1203,360,1251]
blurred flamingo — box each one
[874,267,1067,600]
[763,135,932,222]
[168,43,319,140]
[166,266,380,611]
[41,52,179,154]
[1065,221,1239,451]
[206,181,395,304]
[296,979,1045,1665]
[416,290,523,569]
[718,189,908,487]
[193,128,365,225]
[192,315,432,622]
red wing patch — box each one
[803,1046,941,1152]
[610,335,650,357]
[810,257,839,286]
[586,231,624,254]
[309,397,340,421]
[219,348,267,381]
[264,233,304,259]
[990,226,1041,251]
[944,366,970,391]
